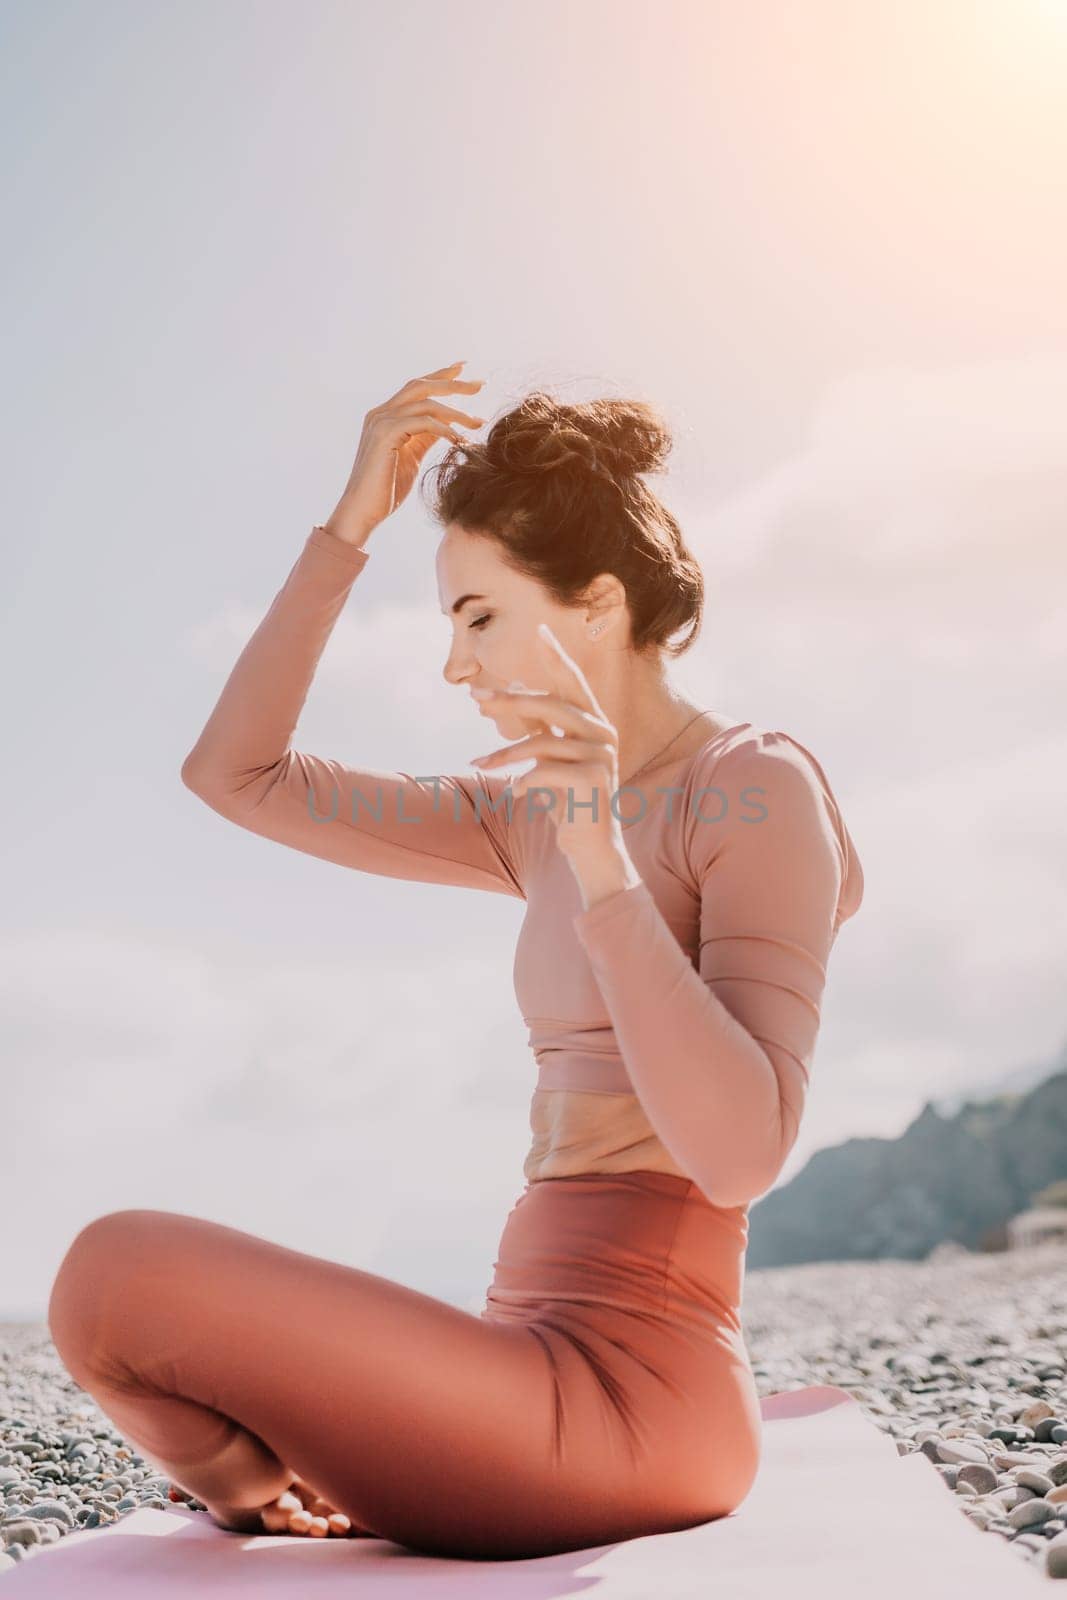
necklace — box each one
[622,709,715,788]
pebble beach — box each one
[3,1238,1067,1580]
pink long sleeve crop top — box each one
[181,525,865,1212]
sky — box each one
[2,0,1066,1320]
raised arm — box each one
[571,731,861,1209]
[180,525,523,898]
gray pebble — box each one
[1016,1466,1055,1493]
[1010,1497,1058,1530]
[0,1519,42,1548]
[21,1498,76,1529]
[937,1439,990,1466]
[1047,1529,1067,1577]
[956,1463,997,1494]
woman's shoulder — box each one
[679,722,865,925]
[685,721,839,802]
[678,722,813,839]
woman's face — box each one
[437,524,590,742]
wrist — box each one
[572,848,642,911]
[321,503,377,549]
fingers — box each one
[391,397,487,427]
[372,400,486,447]
[511,758,610,796]
[379,411,468,446]
[381,360,485,409]
[421,360,477,384]
[473,731,615,773]
[474,691,612,745]
[417,360,484,394]
[535,623,606,721]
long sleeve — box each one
[180,525,523,898]
[571,732,852,1209]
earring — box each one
[589,622,605,637]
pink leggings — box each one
[47,1170,762,1559]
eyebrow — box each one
[440,593,490,617]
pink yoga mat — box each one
[1,1386,1051,1596]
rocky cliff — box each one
[746,1066,1067,1268]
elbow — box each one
[707,1053,804,1208]
[697,1119,797,1211]
[180,751,207,796]
[714,1124,798,1209]
[180,749,282,815]
[701,1159,783,1210]
[180,749,224,803]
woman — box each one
[47,360,864,1560]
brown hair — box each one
[420,390,704,657]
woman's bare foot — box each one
[260,1475,359,1537]
[177,1474,368,1538]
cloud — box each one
[690,352,1067,571]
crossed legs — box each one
[46,1206,699,1559]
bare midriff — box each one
[524,1086,692,1183]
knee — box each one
[681,1423,762,1528]
[47,1210,167,1377]
[710,1435,762,1520]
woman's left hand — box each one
[469,623,636,890]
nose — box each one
[442,642,474,688]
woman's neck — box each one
[609,680,714,788]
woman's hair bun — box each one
[422,384,703,658]
[481,392,672,482]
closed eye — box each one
[468,613,492,630]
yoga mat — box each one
[2,1385,1051,1595]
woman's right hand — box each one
[322,360,486,545]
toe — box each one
[260,1502,292,1534]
